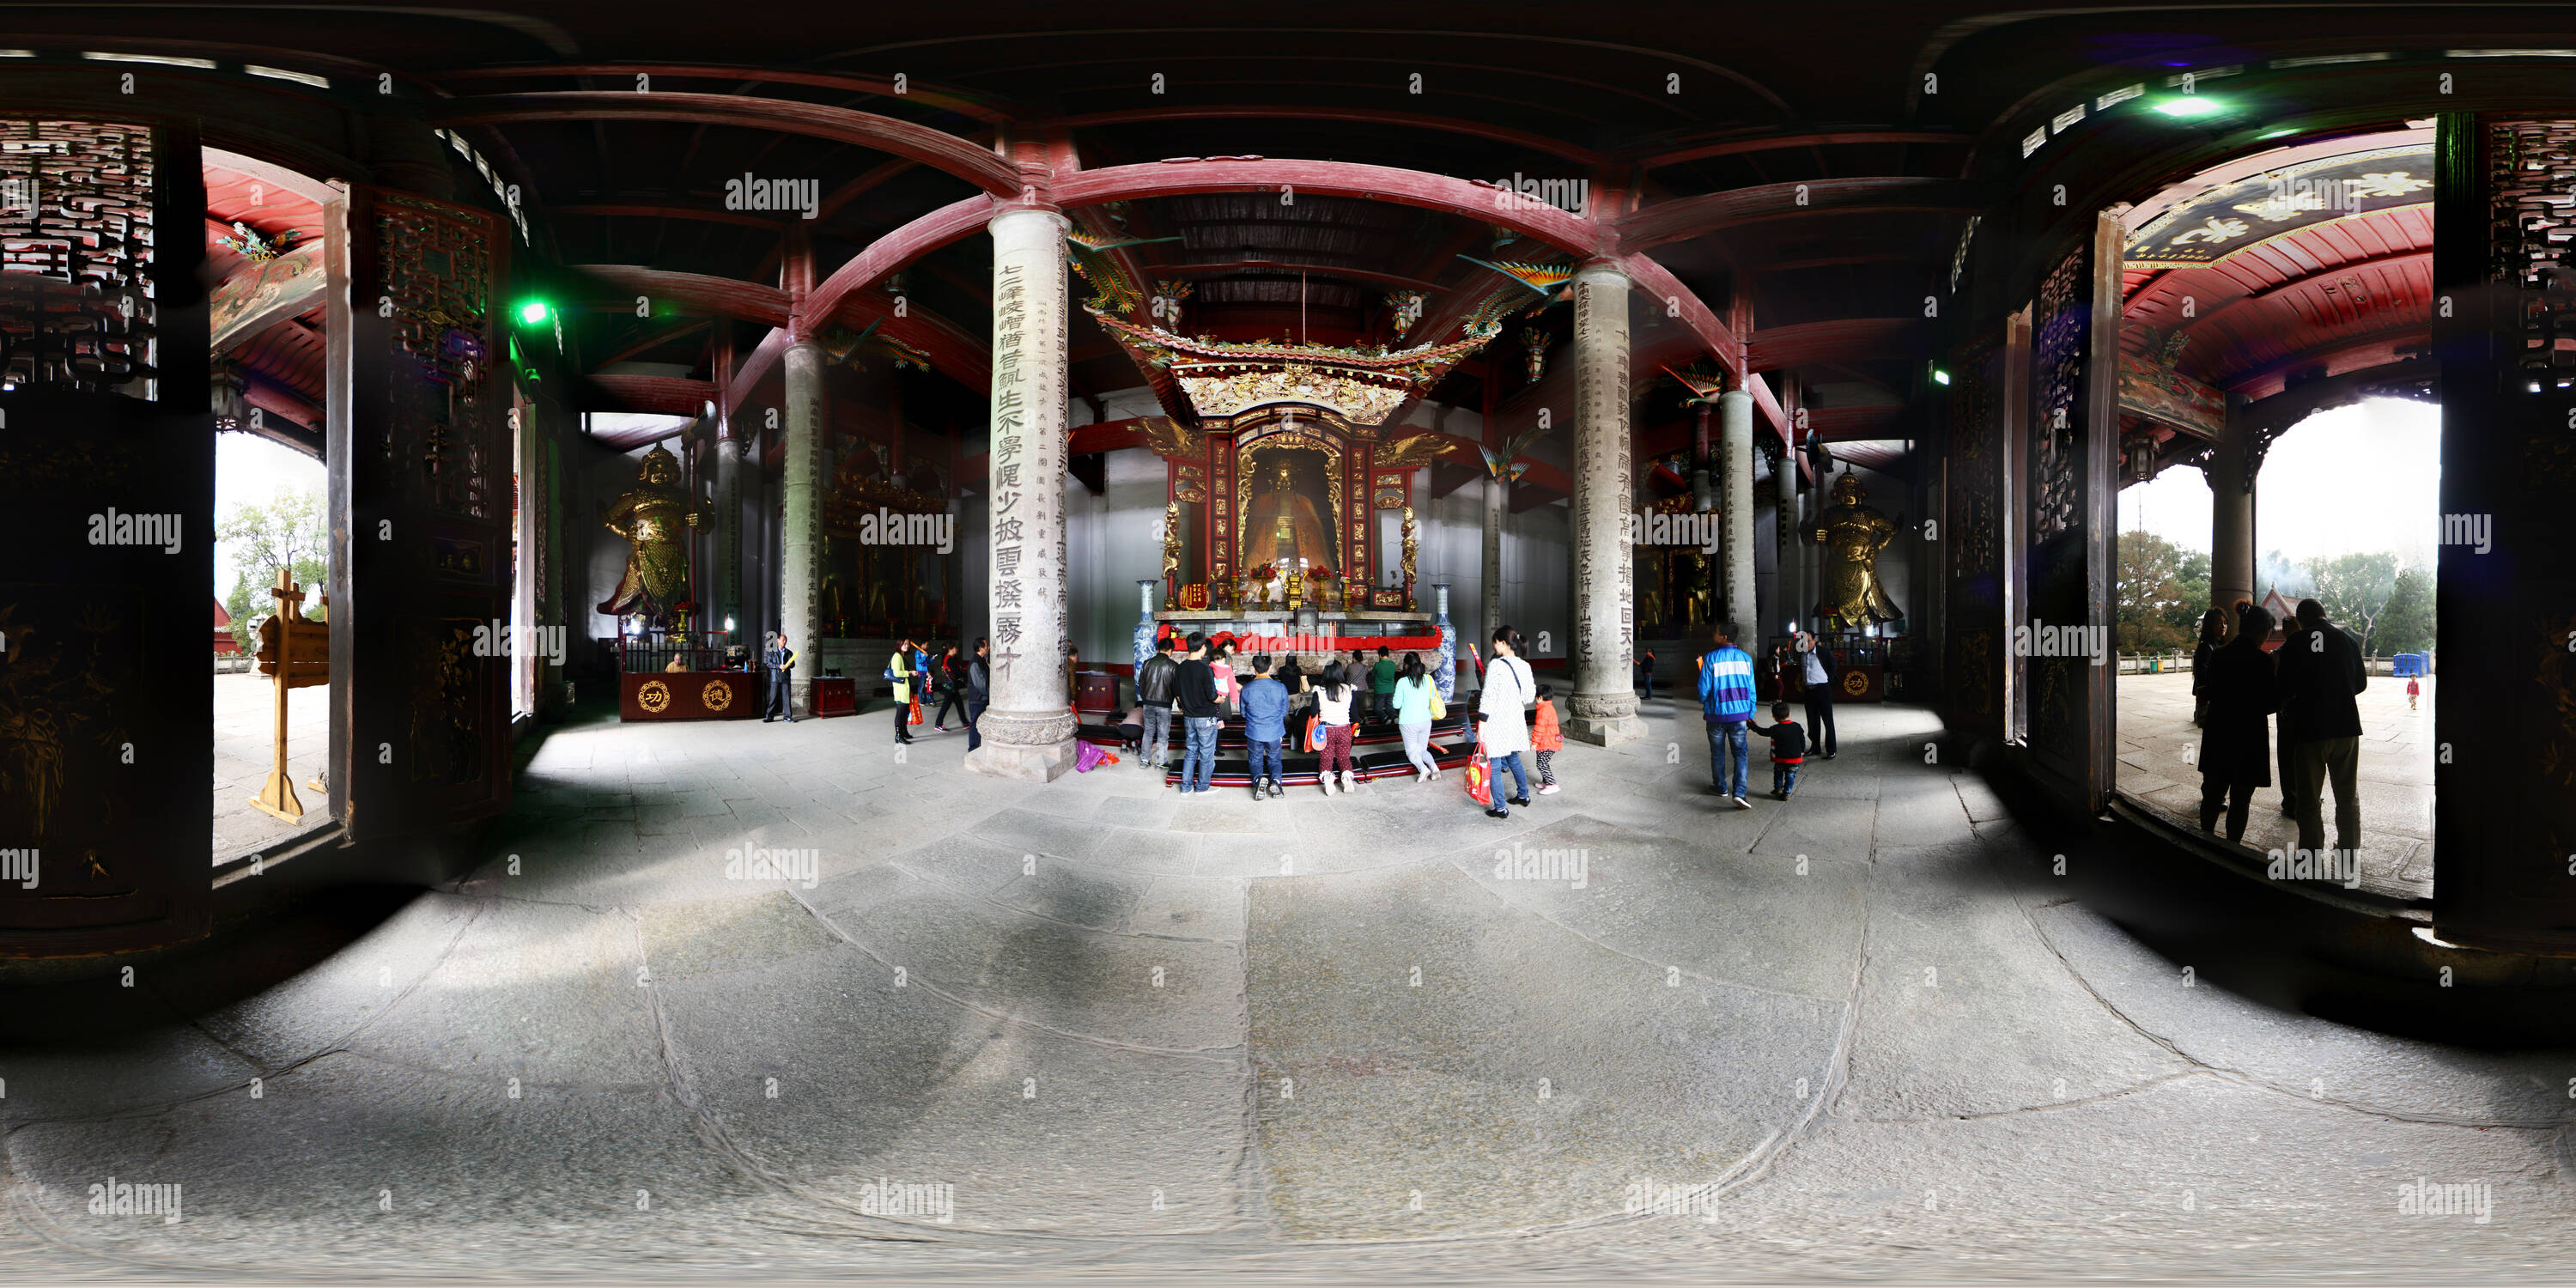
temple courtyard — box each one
[4,694,2564,1281]
[2115,670,2434,902]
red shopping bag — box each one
[1463,731,1492,806]
[909,695,924,725]
[1305,714,1323,752]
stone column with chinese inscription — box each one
[1720,384,1756,641]
[1565,263,1643,744]
[781,339,825,714]
[964,204,1078,781]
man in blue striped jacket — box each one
[1697,623,1758,810]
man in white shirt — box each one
[1797,633,1838,760]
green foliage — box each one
[2117,532,2202,652]
[217,486,329,623]
[223,574,257,652]
[2377,566,2436,656]
[2301,550,2402,654]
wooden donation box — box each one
[813,676,856,717]
[619,671,760,720]
[252,570,330,822]
[1076,671,1121,718]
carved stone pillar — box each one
[780,339,825,714]
[1566,262,1643,744]
[964,203,1078,781]
[1719,384,1757,639]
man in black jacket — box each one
[762,631,796,723]
[1135,636,1181,769]
[2275,598,2367,863]
[965,637,990,753]
[1175,632,1225,793]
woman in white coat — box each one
[1472,625,1537,818]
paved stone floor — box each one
[2115,671,2434,901]
[210,671,330,861]
[8,693,2570,1283]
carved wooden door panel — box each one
[2020,214,2122,811]
[331,186,510,839]
[0,118,214,954]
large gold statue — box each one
[1809,471,1903,629]
[1242,455,1336,572]
[596,444,702,623]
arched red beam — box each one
[428,93,1021,196]
[1051,160,1600,258]
[589,374,716,419]
[1746,317,1933,372]
[1615,177,1986,252]
[575,265,792,328]
[1048,106,1605,167]
[558,204,786,231]
[1629,130,1970,170]
[801,193,995,340]
[428,64,1012,124]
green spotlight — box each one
[2154,96,2225,118]
[515,298,551,326]
[1931,368,1952,386]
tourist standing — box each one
[1798,632,1839,759]
[2275,598,2367,863]
[1531,683,1563,794]
[1472,627,1537,819]
[1698,623,1757,808]
[887,637,916,744]
[1393,653,1440,781]
[2190,608,2226,729]
[1370,647,1398,722]
[932,642,968,732]
[1212,638,1240,715]
[1315,659,1359,795]
[762,630,796,723]
[2197,600,2276,842]
[1135,638,1180,770]
[1176,632,1225,794]
[965,638,989,753]
[1241,654,1290,799]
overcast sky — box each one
[2118,397,2441,568]
[215,432,326,600]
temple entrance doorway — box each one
[205,149,341,863]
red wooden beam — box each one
[1053,160,1600,259]
[588,374,715,420]
[1615,178,1986,252]
[427,64,1012,123]
[1747,317,1932,372]
[575,264,791,327]
[558,204,784,231]
[803,193,993,336]
[1630,130,1971,170]
[1050,106,1605,167]
[429,93,1021,196]
[1622,255,1747,384]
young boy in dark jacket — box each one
[1747,701,1807,799]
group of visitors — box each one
[2192,598,2369,859]
[1461,627,1564,819]
[875,635,993,750]
[1697,623,1821,807]
[1129,633,1456,800]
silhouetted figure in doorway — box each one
[2276,597,2367,863]
[2196,601,2276,841]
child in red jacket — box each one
[2406,676,2420,711]
[1533,683,1564,794]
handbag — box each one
[1305,713,1324,752]
[909,695,924,725]
[1464,733,1493,807]
[1427,683,1446,720]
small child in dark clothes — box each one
[1747,700,1807,799]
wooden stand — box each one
[252,568,330,822]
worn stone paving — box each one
[5,694,2568,1283]
[2116,670,2433,900]
[210,671,330,862]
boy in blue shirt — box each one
[1238,653,1291,799]
[1696,622,1757,809]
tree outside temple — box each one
[216,485,329,634]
